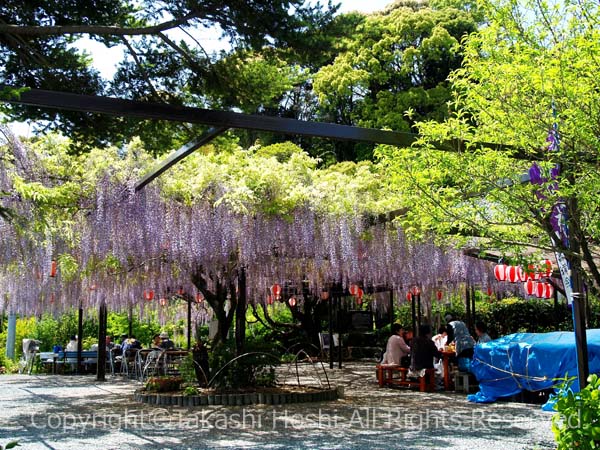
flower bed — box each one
[135,385,340,407]
[144,376,184,393]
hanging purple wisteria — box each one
[0,127,510,320]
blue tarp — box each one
[467,329,600,407]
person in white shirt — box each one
[66,335,78,352]
[381,323,410,366]
[432,326,448,350]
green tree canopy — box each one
[313,0,478,160]
[377,0,600,294]
[0,0,339,154]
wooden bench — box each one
[376,364,436,392]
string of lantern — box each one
[493,260,555,299]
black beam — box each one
[4,87,522,156]
[135,127,228,191]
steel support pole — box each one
[5,313,16,359]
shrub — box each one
[183,386,199,396]
[552,374,600,449]
[145,376,183,393]
[209,341,278,389]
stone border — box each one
[134,387,340,407]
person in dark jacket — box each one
[192,340,210,386]
[411,324,441,370]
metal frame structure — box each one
[1,86,590,387]
[3,87,526,190]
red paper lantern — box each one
[349,284,359,296]
[411,286,421,296]
[195,292,204,303]
[535,282,546,298]
[143,290,154,301]
[288,297,297,307]
[494,264,507,281]
[406,292,412,301]
[486,286,493,296]
[517,266,527,282]
[271,284,281,296]
[436,290,443,301]
[506,266,520,283]
[540,259,553,278]
[544,283,554,299]
[50,259,57,278]
[357,288,364,299]
[524,279,537,296]
[159,297,167,307]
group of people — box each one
[56,331,178,357]
[381,315,493,374]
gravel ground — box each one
[0,362,556,449]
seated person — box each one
[432,326,448,350]
[151,334,162,350]
[475,321,492,343]
[66,335,78,352]
[411,324,441,371]
[122,335,142,356]
[159,332,175,350]
[445,315,475,358]
[381,323,410,367]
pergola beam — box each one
[135,127,228,191]
[2,87,528,157]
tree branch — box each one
[157,31,206,74]
[120,36,162,102]
[0,12,201,37]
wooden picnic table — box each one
[441,350,456,390]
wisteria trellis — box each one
[0,126,515,323]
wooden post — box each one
[416,292,421,335]
[571,268,589,388]
[128,305,133,338]
[389,290,394,329]
[187,298,192,351]
[337,294,343,369]
[410,293,416,336]
[329,288,334,370]
[471,285,476,326]
[97,300,107,382]
[466,283,472,332]
[235,267,246,356]
[77,305,83,374]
